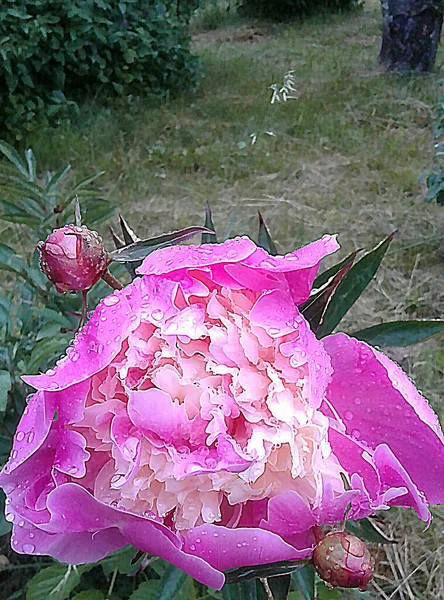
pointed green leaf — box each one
[351,320,444,347]
[46,164,72,193]
[267,574,291,600]
[317,233,396,338]
[129,581,162,600]
[26,564,82,600]
[300,260,354,332]
[292,565,315,600]
[222,581,258,600]
[108,226,213,263]
[0,370,11,415]
[202,201,217,244]
[257,212,278,256]
[346,518,395,544]
[316,582,342,600]
[225,560,308,584]
[109,225,125,249]
[314,249,360,289]
[0,140,29,178]
[120,214,140,245]
[158,563,189,600]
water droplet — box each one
[29,533,35,539]
[190,544,196,551]
[27,431,35,444]
[46,368,56,376]
[11,450,17,459]
[383,408,390,416]
[227,250,238,260]
[16,431,25,442]
[213,532,219,538]
[269,328,280,336]
[151,309,164,321]
[354,398,362,405]
[23,543,35,553]
[103,295,119,307]
[236,543,242,548]
[48,382,59,390]
[351,429,361,439]
[18,520,25,527]
[344,410,353,421]
[242,541,247,547]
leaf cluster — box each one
[0,0,201,137]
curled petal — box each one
[322,333,444,505]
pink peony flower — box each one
[38,225,107,293]
[1,236,443,589]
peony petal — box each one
[260,490,316,536]
[0,392,53,475]
[373,444,430,521]
[323,333,444,505]
[137,237,258,276]
[182,524,308,571]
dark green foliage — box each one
[238,0,361,21]
[0,0,201,137]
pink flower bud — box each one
[312,531,374,590]
[38,225,107,293]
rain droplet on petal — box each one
[103,295,120,307]
[16,431,26,442]
[344,410,353,421]
[22,543,35,553]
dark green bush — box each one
[238,0,361,20]
[0,0,201,137]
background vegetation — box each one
[1,0,443,599]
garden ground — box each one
[5,0,444,598]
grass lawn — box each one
[3,0,444,598]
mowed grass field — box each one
[5,0,444,598]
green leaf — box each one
[267,574,291,600]
[119,215,140,245]
[300,260,354,332]
[292,565,315,600]
[72,592,105,600]
[108,226,213,263]
[226,561,308,584]
[316,582,342,600]
[314,249,361,289]
[222,581,258,600]
[129,581,162,600]
[346,518,395,544]
[257,212,278,256]
[202,201,217,244]
[317,233,396,338]
[0,370,12,415]
[101,545,139,577]
[46,164,71,193]
[158,563,189,600]
[26,564,82,600]
[351,320,444,347]
[0,140,29,178]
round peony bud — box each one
[38,225,107,293]
[312,531,374,590]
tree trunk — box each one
[379,0,443,72]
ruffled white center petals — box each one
[72,279,336,532]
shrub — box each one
[238,0,362,20]
[0,0,201,137]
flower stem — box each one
[102,269,123,290]
[260,578,275,600]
